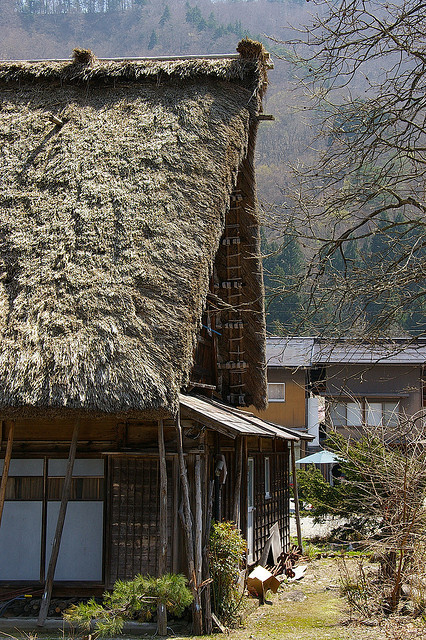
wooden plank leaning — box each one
[37,420,80,627]
[0,421,15,528]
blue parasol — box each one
[295,450,344,465]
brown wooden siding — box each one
[252,451,289,562]
[219,445,290,563]
[107,456,174,585]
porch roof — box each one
[179,394,300,441]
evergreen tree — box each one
[148,29,157,50]
[362,213,426,334]
[262,230,307,334]
[159,4,170,27]
[185,3,206,31]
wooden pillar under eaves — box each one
[194,455,203,591]
[37,420,80,627]
[175,412,203,635]
[202,456,213,635]
[0,421,15,529]
[290,441,303,552]
[232,435,243,527]
[157,419,168,636]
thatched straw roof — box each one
[0,40,269,418]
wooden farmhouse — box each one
[0,42,299,628]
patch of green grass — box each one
[254,590,339,632]
[302,542,326,561]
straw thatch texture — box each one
[0,57,262,89]
[0,48,267,417]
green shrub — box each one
[296,465,348,519]
[64,573,193,637]
[209,521,247,626]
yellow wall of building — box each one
[247,370,306,429]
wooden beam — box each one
[37,420,80,627]
[194,455,203,590]
[175,414,203,635]
[257,114,275,121]
[202,463,213,636]
[232,436,243,527]
[157,420,168,636]
[0,422,14,528]
[290,441,303,552]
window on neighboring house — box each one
[267,382,285,402]
[329,399,400,428]
[264,457,271,498]
[347,402,363,426]
[366,401,399,427]
[329,401,362,427]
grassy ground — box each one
[186,556,424,640]
[223,557,388,640]
[1,557,424,640]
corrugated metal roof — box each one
[267,337,314,368]
[210,401,306,439]
[312,339,426,364]
[266,337,426,367]
[179,394,299,440]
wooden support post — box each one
[213,433,221,522]
[37,420,80,627]
[232,436,243,527]
[175,414,203,635]
[0,422,14,528]
[172,457,179,574]
[157,420,168,636]
[290,441,303,552]
[194,455,203,590]
[202,466,214,636]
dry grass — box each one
[202,558,425,640]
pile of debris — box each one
[246,522,307,603]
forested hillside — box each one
[0,0,306,60]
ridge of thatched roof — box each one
[0,45,269,94]
[0,40,268,418]
[0,57,259,82]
